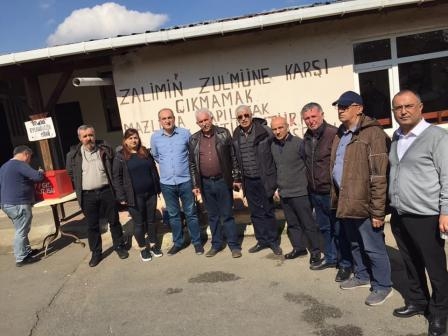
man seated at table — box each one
[0,145,44,267]
[66,125,129,267]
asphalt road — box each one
[0,203,442,336]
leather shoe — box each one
[16,254,40,267]
[309,252,322,266]
[284,249,307,260]
[115,244,129,259]
[428,315,447,336]
[393,304,427,318]
[270,245,283,256]
[335,267,352,282]
[248,244,268,253]
[231,249,242,258]
[89,253,102,267]
[310,259,337,270]
[205,248,218,257]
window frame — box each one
[353,27,448,135]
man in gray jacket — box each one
[270,116,322,265]
[389,89,448,336]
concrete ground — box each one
[0,201,445,336]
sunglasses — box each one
[237,113,251,121]
[335,104,360,110]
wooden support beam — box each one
[44,70,73,115]
[25,76,54,171]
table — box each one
[34,192,86,255]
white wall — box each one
[112,4,448,147]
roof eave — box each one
[0,0,434,67]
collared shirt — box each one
[150,126,191,185]
[199,132,221,177]
[396,119,431,160]
[332,126,356,188]
[81,146,108,190]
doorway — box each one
[54,102,84,167]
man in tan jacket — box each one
[330,91,392,306]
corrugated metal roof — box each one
[0,0,435,67]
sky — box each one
[0,0,314,55]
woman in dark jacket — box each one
[113,128,161,262]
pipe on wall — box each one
[72,77,113,87]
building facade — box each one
[0,0,446,166]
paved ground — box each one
[0,201,445,336]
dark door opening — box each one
[0,102,13,165]
[54,102,84,167]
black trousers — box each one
[81,187,124,254]
[391,211,448,316]
[244,177,279,247]
[281,195,321,253]
[128,192,157,247]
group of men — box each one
[0,88,446,335]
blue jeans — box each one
[202,177,240,250]
[2,204,33,262]
[310,194,352,268]
[342,217,392,291]
[161,180,201,247]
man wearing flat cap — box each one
[330,91,393,306]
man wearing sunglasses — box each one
[232,105,282,256]
[330,91,392,306]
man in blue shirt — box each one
[0,145,44,267]
[150,108,203,256]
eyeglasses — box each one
[237,113,251,121]
[335,104,360,111]
[391,104,419,113]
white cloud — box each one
[46,2,168,46]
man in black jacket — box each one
[232,105,281,255]
[66,125,128,267]
[189,108,242,258]
[301,102,352,282]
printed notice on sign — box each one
[25,117,56,141]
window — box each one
[397,29,448,58]
[398,57,448,123]
[354,39,391,64]
[359,70,391,128]
[353,29,448,129]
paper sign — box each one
[25,117,56,141]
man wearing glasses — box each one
[389,90,448,336]
[330,91,392,306]
[232,105,282,255]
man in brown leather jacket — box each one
[189,108,242,258]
